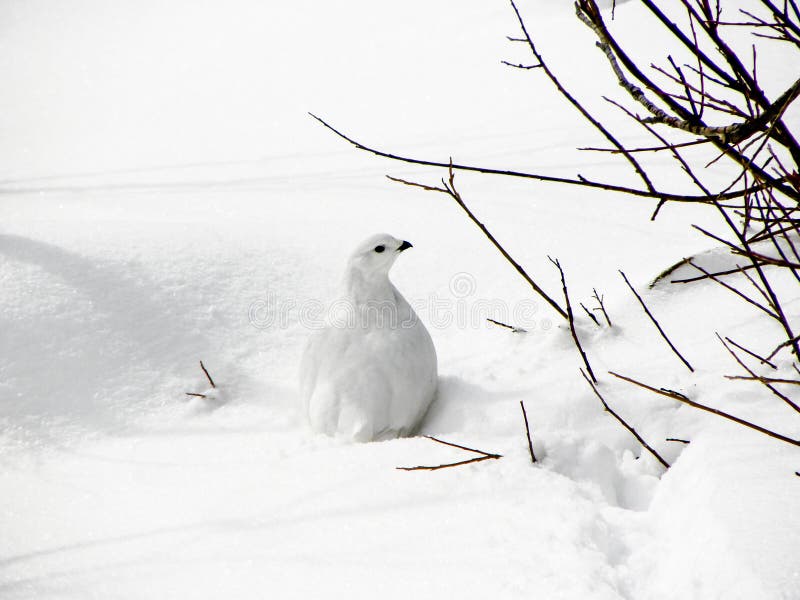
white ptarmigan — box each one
[299,233,438,442]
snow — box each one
[2,0,800,598]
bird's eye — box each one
[374,245,385,253]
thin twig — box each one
[768,334,800,360]
[510,0,657,195]
[200,360,216,389]
[551,257,597,382]
[608,370,800,447]
[396,436,503,471]
[184,360,217,399]
[308,113,776,205]
[724,375,800,384]
[601,97,711,218]
[580,302,601,327]
[717,333,800,414]
[519,401,537,464]
[396,455,501,471]
[579,138,708,154]
[666,437,691,444]
[423,435,499,456]
[712,201,800,359]
[593,288,612,327]
[577,0,800,197]
[619,270,695,372]
[580,369,670,468]
[725,336,778,369]
[487,318,527,333]
[501,60,542,70]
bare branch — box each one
[579,138,709,154]
[423,435,500,456]
[592,288,613,327]
[576,0,800,197]
[487,317,527,333]
[397,455,501,471]
[582,5,800,146]
[184,360,217,399]
[725,336,778,369]
[767,334,800,360]
[308,113,784,204]
[619,270,695,372]
[550,256,597,382]
[519,401,538,464]
[509,0,657,194]
[724,375,800,384]
[200,360,216,389]
[501,60,542,70]
[608,371,800,447]
[712,202,800,358]
[580,302,602,327]
[397,436,503,471]
[580,369,670,468]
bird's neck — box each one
[343,268,398,307]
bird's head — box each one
[347,233,413,278]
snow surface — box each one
[2,1,799,598]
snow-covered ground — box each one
[2,1,799,598]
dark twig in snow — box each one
[519,401,537,464]
[619,270,695,372]
[592,288,612,327]
[580,302,601,327]
[397,436,503,471]
[550,257,597,382]
[487,318,527,333]
[396,455,501,471]
[666,438,691,444]
[609,371,800,448]
[200,360,216,389]
[422,436,499,455]
[580,369,670,468]
[184,360,217,399]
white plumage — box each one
[299,233,438,442]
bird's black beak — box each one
[397,240,413,252]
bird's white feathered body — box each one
[299,234,437,442]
